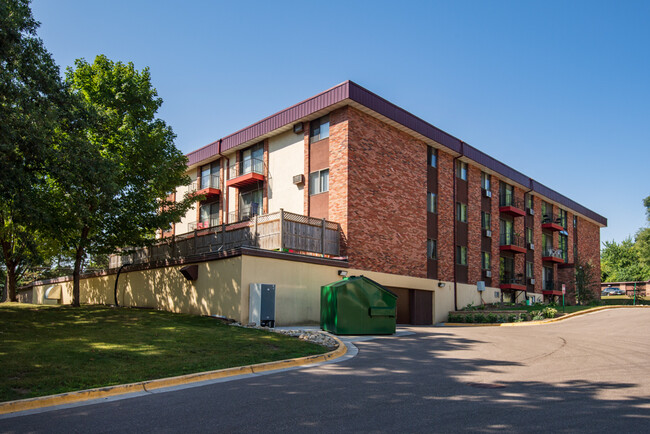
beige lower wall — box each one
[26,254,505,325]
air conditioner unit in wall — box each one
[483,190,492,198]
[529,278,536,285]
[528,243,535,250]
[484,270,492,278]
[485,230,492,238]
[528,208,535,215]
[292,174,304,185]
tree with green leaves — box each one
[601,237,650,283]
[635,195,650,270]
[0,0,68,301]
[56,55,195,306]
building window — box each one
[526,261,534,279]
[481,211,491,230]
[427,239,437,260]
[309,169,329,195]
[559,234,568,262]
[526,194,534,210]
[200,202,220,227]
[573,216,578,228]
[456,202,467,223]
[500,219,514,244]
[309,115,330,143]
[481,252,488,270]
[456,161,468,181]
[558,208,567,228]
[428,147,437,168]
[481,172,491,191]
[541,201,551,219]
[427,192,437,213]
[526,227,533,244]
[201,161,220,189]
[500,182,514,207]
[238,188,262,221]
[542,233,552,253]
[457,246,467,265]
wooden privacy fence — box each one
[109,210,341,268]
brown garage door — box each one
[386,287,433,325]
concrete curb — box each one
[0,334,347,416]
[444,305,650,327]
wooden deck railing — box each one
[108,210,341,268]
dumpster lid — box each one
[322,275,397,298]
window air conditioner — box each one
[529,278,536,285]
[292,174,304,185]
[529,243,535,250]
[485,230,492,238]
[484,270,492,278]
[528,208,535,215]
[484,190,492,198]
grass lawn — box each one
[0,303,329,403]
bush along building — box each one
[24,81,606,325]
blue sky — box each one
[31,0,649,245]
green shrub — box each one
[486,313,498,323]
[542,307,558,318]
[507,314,517,323]
[474,313,486,323]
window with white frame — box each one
[309,169,329,195]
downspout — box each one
[452,141,465,311]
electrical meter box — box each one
[249,283,276,327]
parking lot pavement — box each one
[2,309,649,433]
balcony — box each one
[228,203,260,224]
[541,214,566,231]
[109,210,342,268]
[499,233,527,254]
[499,273,526,291]
[192,174,221,198]
[542,280,562,296]
[499,194,526,217]
[188,218,220,232]
[226,158,265,189]
[542,248,566,263]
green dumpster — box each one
[321,276,397,335]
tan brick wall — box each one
[467,165,482,284]
[438,150,455,281]
[346,107,427,277]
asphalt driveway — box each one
[2,308,649,433]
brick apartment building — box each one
[161,81,606,310]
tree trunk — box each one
[6,265,17,302]
[72,226,90,307]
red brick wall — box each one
[490,176,501,285]
[514,186,526,282]
[467,165,482,284]
[438,150,455,281]
[328,107,350,255]
[346,107,427,277]
[533,196,543,293]
[578,217,601,289]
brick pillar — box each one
[514,186,526,285]
[467,165,482,284]
[533,196,543,294]
[490,177,501,286]
[328,107,349,257]
[437,150,455,281]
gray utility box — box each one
[249,283,276,327]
